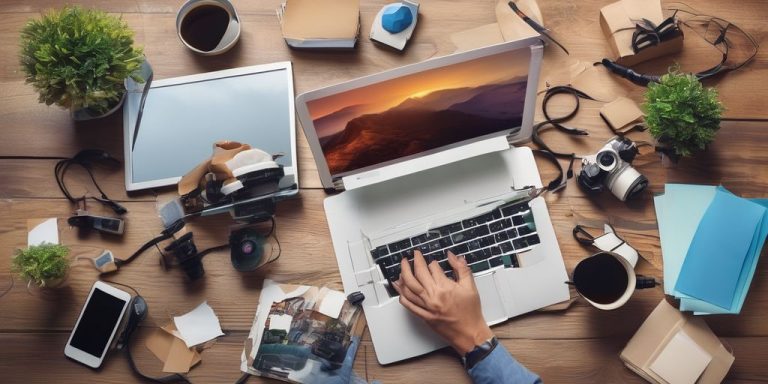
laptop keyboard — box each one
[369,200,540,292]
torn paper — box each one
[174,301,225,348]
[27,218,59,246]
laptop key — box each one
[491,209,503,220]
[410,233,428,245]
[501,202,526,217]
[465,252,481,264]
[438,236,453,249]
[518,225,534,236]
[489,218,512,233]
[494,231,509,243]
[391,238,413,253]
[511,215,525,226]
[470,260,490,273]
[467,239,482,251]
[451,243,469,256]
[479,235,495,248]
[371,245,389,261]
[462,212,494,228]
[489,256,504,268]
[499,241,514,253]
[432,251,447,261]
[506,228,518,239]
[490,246,501,256]
[526,234,541,246]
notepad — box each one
[675,189,766,309]
[650,330,712,384]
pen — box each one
[507,1,569,55]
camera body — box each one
[577,136,648,201]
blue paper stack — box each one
[654,184,768,315]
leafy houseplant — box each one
[12,243,71,288]
[19,6,144,117]
[643,69,724,159]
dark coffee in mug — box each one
[179,4,230,52]
[572,252,629,305]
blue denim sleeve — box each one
[467,343,542,384]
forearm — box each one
[467,343,542,384]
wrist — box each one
[452,324,494,355]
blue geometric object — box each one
[382,5,413,34]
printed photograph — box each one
[250,287,362,383]
[307,48,532,176]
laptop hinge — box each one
[332,178,346,192]
[505,133,517,147]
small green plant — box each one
[11,243,70,288]
[19,6,144,115]
[643,68,724,158]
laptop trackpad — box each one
[475,273,507,324]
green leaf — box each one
[19,6,144,114]
[642,68,723,157]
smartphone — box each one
[64,281,132,368]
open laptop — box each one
[295,37,570,364]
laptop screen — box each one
[304,45,533,178]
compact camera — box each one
[577,137,648,201]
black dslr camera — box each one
[577,136,648,201]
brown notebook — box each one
[620,300,734,384]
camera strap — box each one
[573,223,640,267]
[531,86,597,192]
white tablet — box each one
[64,281,131,368]
[123,62,298,194]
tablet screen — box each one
[126,63,296,191]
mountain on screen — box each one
[319,79,528,175]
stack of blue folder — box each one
[654,184,768,315]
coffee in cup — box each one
[572,251,636,310]
[176,0,241,55]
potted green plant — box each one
[19,6,144,120]
[11,243,71,288]
[643,68,724,161]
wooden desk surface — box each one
[1,1,767,382]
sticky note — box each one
[650,330,712,384]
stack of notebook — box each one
[654,184,768,315]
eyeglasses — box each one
[668,6,759,78]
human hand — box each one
[392,250,494,355]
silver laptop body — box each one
[296,38,570,364]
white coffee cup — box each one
[176,0,241,55]
[571,251,637,310]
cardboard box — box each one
[278,0,360,49]
[599,0,683,67]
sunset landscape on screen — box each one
[307,48,532,176]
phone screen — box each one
[70,288,128,357]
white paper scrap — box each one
[28,218,59,246]
[650,330,712,384]
[174,301,225,348]
[317,289,346,319]
[268,314,293,332]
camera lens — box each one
[599,153,615,167]
[165,232,205,280]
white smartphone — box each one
[64,281,132,368]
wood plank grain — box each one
[1,332,766,383]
